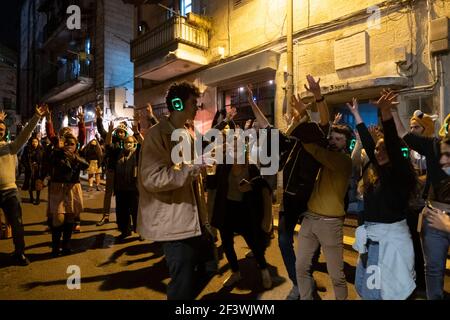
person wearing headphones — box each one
[424,136,450,234]
[105,120,143,241]
[94,107,130,227]
[0,104,48,265]
[137,81,208,300]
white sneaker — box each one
[223,271,242,287]
[261,268,272,289]
[286,285,300,300]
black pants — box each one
[407,207,426,291]
[162,236,202,300]
[29,190,40,202]
[219,199,268,272]
[115,190,138,234]
[51,222,74,251]
[0,189,25,254]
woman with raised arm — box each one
[43,132,89,256]
[347,92,417,300]
[104,120,143,240]
[391,108,450,299]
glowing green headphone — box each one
[401,147,409,158]
[349,138,356,152]
[171,97,184,111]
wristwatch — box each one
[315,96,325,103]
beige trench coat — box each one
[137,117,207,241]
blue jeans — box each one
[162,236,201,300]
[0,189,25,254]
[421,219,450,300]
[355,240,382,300]
[278,211,301,286]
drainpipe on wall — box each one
[438,55,446,126]
[286,0,293,116]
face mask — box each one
[443,167,450,176]
[124,143,135,151]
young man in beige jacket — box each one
[137,82,208,300]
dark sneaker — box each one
[286,285,300,300]
[61,248,72,256]
[14,253,30,266]
[116,232,131,242]
[96,216,109,226]
[51,248,61,257]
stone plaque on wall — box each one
[334,32,368,70]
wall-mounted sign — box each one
[334,32,368,70]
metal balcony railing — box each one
[40,59,92,97]
[131,16,209,62]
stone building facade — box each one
[131,0,450,134]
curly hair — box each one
[165,81,200,112]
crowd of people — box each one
[0,77,449,301]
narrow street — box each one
[1,179,449,300]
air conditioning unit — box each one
[430,17,449,54]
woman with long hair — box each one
[347,91,417,300]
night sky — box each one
[0,1,20,51]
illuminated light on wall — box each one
[217,46,225,58]
[63,115,69,128]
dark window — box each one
[220,80,275,128]
[2,97,12,109]
[332,101,379,129]
[181,0,192,16]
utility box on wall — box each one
[108,87,134,118]
[430,17,449,54]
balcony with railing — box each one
[38,0,93,51]
[131,15,209,81]
[40,59,94,103]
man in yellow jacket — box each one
[295,123,353,300]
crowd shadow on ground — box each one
[200,259,286,300]
[20,241,169,296]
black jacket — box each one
[208,164,271,230]
[270,122,329,214]
[357,119,416,223]
[45,149,89,184]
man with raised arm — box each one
[0,104,48,265]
